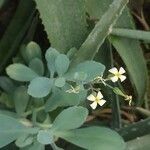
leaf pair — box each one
[37,106,126,150]
[45,48,70,77]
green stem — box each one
[23,106,45,117]
[111,28,150,41]
[105,83,114,89]
[35,122,52,129]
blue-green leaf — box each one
[29,58,44,76]
[6,63,39,82]
[37,130,54,145]
[56,127,126,150]
[55,54,70,76]
[23,41,42,63]
[45,47,59,75]
[13,86,30,115]
[52,106,88,131]
[0,76,16,94]
[0,114,35,148]
[28,77,54,98]
[55,77,66,88]
[65,61,105,82]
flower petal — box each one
[98,99,106,106]
[119,75,126,82]
[87,94,95,101]
[119,67,126,74]
[90,102,97,109]
[109,67,118,74]
[97,91,103,99]
[110,76,118,82]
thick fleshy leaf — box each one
[0,76,16,94]
[55,54,70,76]
[13,86,30,115]
[45,47,59,75]
[56,127,126,150]
[28,77,54,98]
[29,58,44,76]
[55,77,66,88]
[37,130,54,145]
[23,41,42,63]
[6,63,39,82]
[52,106,88,131]
[65,61,105,82]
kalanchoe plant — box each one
[0,41,131,150]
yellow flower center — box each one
[114,73,121,77]
[95,97,100,103]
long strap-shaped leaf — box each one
[71,0,129,66]
[34,0,87,53]
[0,0,35,73]
[112,28,150,41]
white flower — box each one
[109,67,126,82]
[87,91,106,109]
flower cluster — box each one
[87,67,131,109]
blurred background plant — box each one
[0,0,150,150]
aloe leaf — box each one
[71,0,128,66]
[34,0,87,53]
[0,0,35,73]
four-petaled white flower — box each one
[109,67,126,82]
[87,91,106,109]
